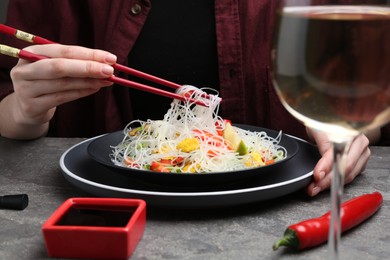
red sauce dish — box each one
[42,198,146,259]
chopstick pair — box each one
[0,24,214,107]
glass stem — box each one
[328,140,350,260]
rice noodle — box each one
[111,85,287,173]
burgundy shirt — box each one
[1,0,389,144]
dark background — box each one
[0,0,9,23]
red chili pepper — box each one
[272,191,383,251]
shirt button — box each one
[131,4,142,15]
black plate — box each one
[86,125,299,187]
[60,134,319,208]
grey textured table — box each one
[0,136,389,260]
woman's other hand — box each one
[305,127,373,197]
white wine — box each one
[272,6,390,137]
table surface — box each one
[0,136,389,260]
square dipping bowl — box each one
[42,198,146,259]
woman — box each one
[0,0,379,196]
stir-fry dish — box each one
[111,85,287,173]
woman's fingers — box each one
[344,135,370,184]
[23,44,117,64]
[307,147,333,196]
[14,80,104,116]
[9,44,117,126]
[306,127,371,197]
[13,57,114,81]
[13,74,113,99]
[11,44,116,97]
[14,44,116,86]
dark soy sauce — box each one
[56,206,134,227]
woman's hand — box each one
[305,127,372,197]
[0,44,117,139]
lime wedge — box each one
[236,140,248,156]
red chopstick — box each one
[0,24,215,106]
[0,23,54,45]
[0,24,182,89]
[0,44,208,106]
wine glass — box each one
[270,1,390,258]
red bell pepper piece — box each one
[150,161,170,172]
[215,119,232,136]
